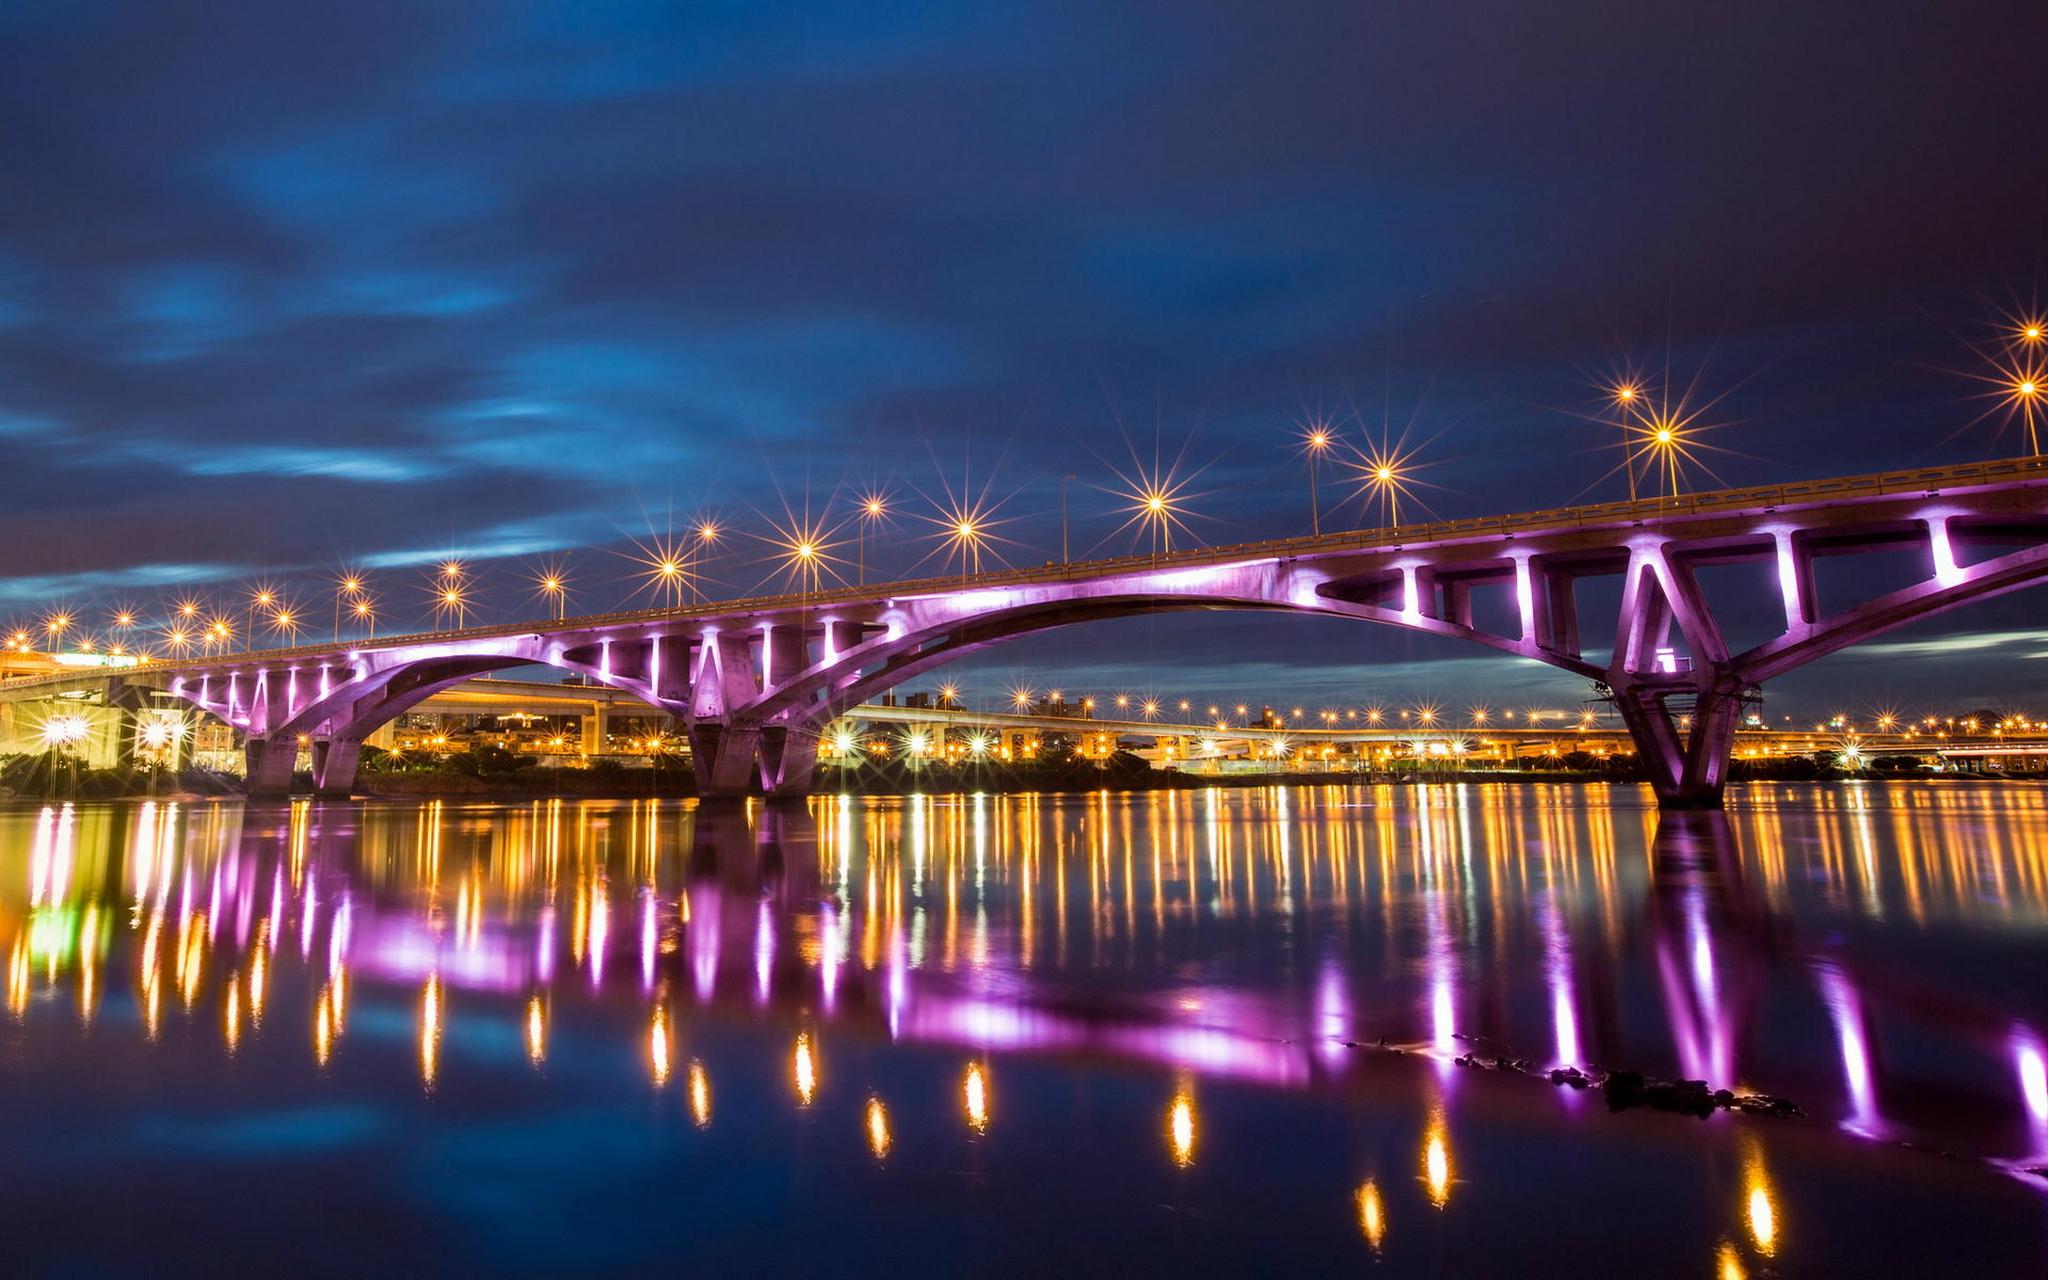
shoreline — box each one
[1,765,2037,806]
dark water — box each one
[2,783,2045,1276]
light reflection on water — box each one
[1,781,2046,1273]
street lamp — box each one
[1609,381,1642,502]
[1302,425,1335,535]
[246,586,277,648]
[335,572,365,641]
[692,521,721,602]
[532,561,569,621]
[857,493,887,585]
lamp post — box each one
[1611,383,1641,502]
[1304,427,1333,535]
[693,522,720,603]
[1060,473,1077,564]
[335,573,364,642]
[858,496,886,585]
[246,588,275,652]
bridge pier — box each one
[1612,680,1744,810]
[690,722,763,799]
[688,720,822,799]
[311,738,362,798]
[758,723,821,798]
[243,734,299,798]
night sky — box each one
[5,1,2048,717]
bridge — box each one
[5,456,2047,808]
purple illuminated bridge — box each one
[16,457,2048,807]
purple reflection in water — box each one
[896,993,1310,1087]
[1540,894,1580,1067]
[2016,1029,2048,1154]
[353,914,529,992]
[819,902,841,1012]
[588,890,608,989]
[1820,963,1882,1137]
[754,898,773,1006]
[1656,889,1733,1086]
[689,887,719,1002]
[641,891,658,993]
[1314,958,1348,1065]
[536,905,556,985]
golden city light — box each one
[1423,1109,1453,1208]
[1356,1179,1386,1249]
[649,1007,672,1085]
[865,1096,892,1158]
[793,1032,817,1106]
[963,1062,991,1133]
[688,1060,712,1127]
[1167,1086,1197,1167]
[419,974,443,1087]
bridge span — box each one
[4,456,2047,807]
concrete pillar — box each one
[763,624,805,691]
[91,705,128,770]
[312,738,362,798]
[244,734,299,798]
[822,618,862,662]
[1541,563,1580,656]
[1771,529,1819,634]
[1611,681,1743,810]
[1445,579,1474,629]
[581,704,610,756]
[652,635,692,703]
[759,723,820,797]
[691,722,763,798]
[693,632,758,720]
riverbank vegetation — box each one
[0,742,1976,802]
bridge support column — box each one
[1612,680,1744,810]
[243,734,299,798]
[311,738,362,799]
[581,705,609,756]
[759,723,821,799]
[690,722,763,799]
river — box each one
[1,782,2044,1275]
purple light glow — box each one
[2015,1029,2048,1148]
[1513,556,1536,640]
[1820,964,1881,1137]
[754,899,774,1005]
[354,915,530,992]
[1927,514,1965,587]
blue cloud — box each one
[118,442,447,483]
[0,562,245,605]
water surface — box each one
[2,782,2045,1275]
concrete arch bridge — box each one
[5,458,2047,808]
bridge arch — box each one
[721,584,1598,800]
[185,635,691,796]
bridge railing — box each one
[8,455,2044,689]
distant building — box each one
[1033,695,1087,719]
